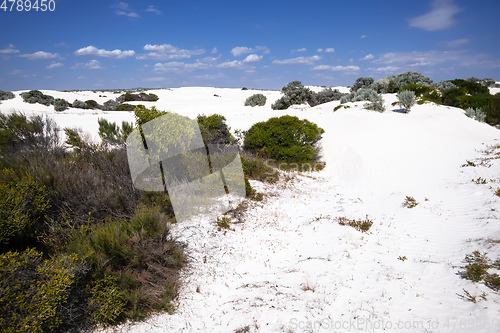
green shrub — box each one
[116,103,136,111]
[371,76,397,93]
[336,216,373,232]
[0,90,15,101]
[394,71,433,89]
[464,251,490,282]
[434,81,457,93]
[340,88,381,104]
[364,100,385,112]
[399,84,437,97]
[85,100,100,109]
[20,90,54,106]
[450,79,490,96]
[309,88,346,107]
[197,114,235,146]
[397,90,416,113]
[103,99,120,111]
[243,115,323,164]
[0,249,87,333]
[272,81,313,110]
[88,275,126,325]
[244,93,267,107]
[119,92,159,102]
[72,99,87,109]
[54,98,69,112]
[350,77,374,92]
[240,152,277,182]
[0,171,50,247]
[271,96,292,110]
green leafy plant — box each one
[243,115,323,164]
[244,93,267,107]
[350,77,374,92]
[20,90,54,106]
[54,98,69,112]
[464,251,491,282]
[0,90,15,101]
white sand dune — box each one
[2,88,500,332]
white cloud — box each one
[409,0,463,31]
[0,44,20,54]
[312,65,360,72]
[292,48,307,53]
[145,5,162,15]
[243,54,263,63]
[272,55,321,65]
[211,47,218,54]
[9,69,22,75]
[46,62,64,69]
[231,46,269,57]
[143,77,167,82]
[360,54,374,61]
[367,66,401,74]
[137,44,205,60]
[19,51,59,60]
[72,60,104,70]
[361,35,367,39]
[153,59,214,73]
[193,73,225,80]
[442,38,472,48]
[373,50,500,69]
[324,48,335,53]
[113,2,141,18]
[317,48,323,53]
[74,46,135,59]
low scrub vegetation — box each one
[340,88,382,104]
[335,216,373,233]
[245,93,267,107]
[402,196,419,208]
[20,90,55,106]
[397,90,416,113]
[271,81,345,109]
[463,251,500,290]
[243,115,324,165]
[0,90,15,101]
[0,110,184,331]
[118,92,159,102]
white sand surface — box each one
[2,88,500,332]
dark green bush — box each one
[244,93,267,107]
[399,84,437,97]
[103,99,120,111]
[116,103,136,111]
[450,79,490,96]
[0,90,15,101]
[271,96,292,110]
[434,81,457,93]
[464,251,491,282]
[243,115,323,164]
[197,114,234,146]
[20,90,54,106]
[54,98,69,112]
[85,100,100,109]
[119,92,159,102]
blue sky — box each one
[1,0,499,90]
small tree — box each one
[244,94,267,107]
[72,99,87,109]
[397,90,416,113]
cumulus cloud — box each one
[46,62,64,69]
[409,0,463,31]
[153,58,217,73]
[19,51,60,60]
[242,54,263,63]
[0,44,20,54]
[360,54,374,61]
[112,2,141,18]
[312,65,360,72]
[272,55,321,65]
[74,46,135,59]
[137,44,205,60]
[72,60,104,70]
[231,46,269,57]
